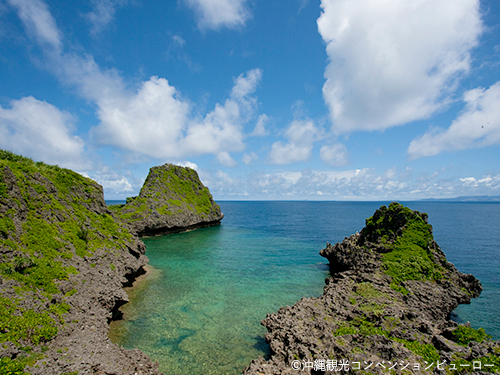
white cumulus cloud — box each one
[320,143,349,167]
[177,161,199,170]
[268,119,322,165]
[317,0,483,134]
[216,151,238,167]
[408,81,500,159]
[0,96,87,170]
[198,165,500,200]
[179,69,262,156]
[86,166,136,196]
[250,114,270,136]
[8,0,262,162]
[459,174,500,189]
[184,0,250,30]
[99,176,133,193]
[242,151,258,165]
[91,69,261,159]
[91,76,190,158]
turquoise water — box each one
[109,201,500,374]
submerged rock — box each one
[244,202,500,374]
[111,163,223,236]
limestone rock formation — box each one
[112,163,223,236]
[0,150,161,375]
[244,202,500,374]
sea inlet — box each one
[109,201,500,374]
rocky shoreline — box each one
[2,151,499,375]
[244,203,500,374]
[0,151,223,375]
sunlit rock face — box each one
[0,150,160,375]
[112,163,223,237]
[244,203,498,375]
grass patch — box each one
[157,205,173,215]
[400,340,439,364]
[333,324,359,336]
[0,149,137,370]
[451,325,491,346]
[333,315,440,365]
[0,355,40,375]
[355,282,385,299]
[112,164,218,223]
[0,297,58,345]
[364,203,444,294]
[64,289,77,297]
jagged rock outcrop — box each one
[112,163,223,236]
[244,202,500,374]
[0,150,161,375]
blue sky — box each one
[1,0,499,200]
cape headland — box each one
[0,151,222,374]
[244,202,500,374]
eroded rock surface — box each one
[0,151,161,374]
[112,163,223,236]
[244,203,500,374]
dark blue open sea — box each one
[108,201,500,375]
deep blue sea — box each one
[108,201,500,375]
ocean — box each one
[108,201,500,375]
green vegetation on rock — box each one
[447,352,500,374]
[112,163,222,235]
[0,296,61,345]
[300,202,493,375]
[0,150,138,372]
[451,325,492,346]
[146,166,213,215]
[0,355,38,375]
[333,315,441,364]
[364,202,445,294]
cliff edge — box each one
[111,163,223,236]
[244,202,500,374]
[0,150,161,375]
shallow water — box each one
[109,201,500,374]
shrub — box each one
[451,325,491,346]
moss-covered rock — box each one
[112,163,223,236]
[0,150,160,375]
[244,203,499,375]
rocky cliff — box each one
[0,150,161,375]
[111,163,223,236]
[244,202,500,374]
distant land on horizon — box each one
[106,196,500,204]
[418,195,500,202]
